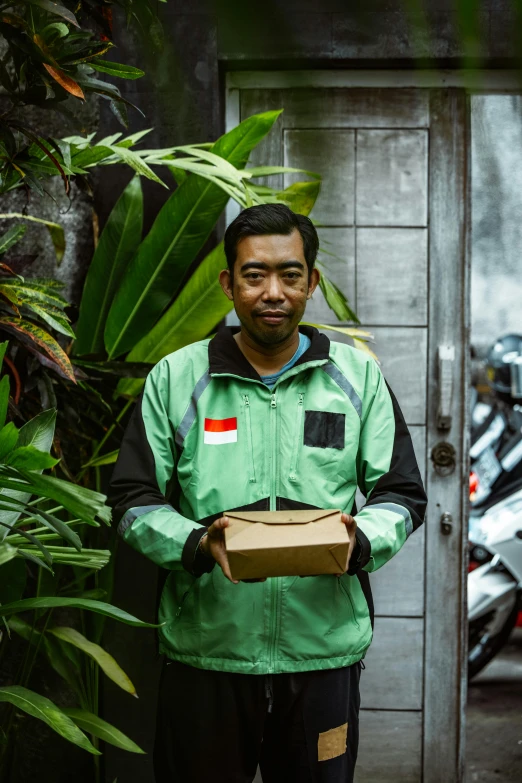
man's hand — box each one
[199,516,238,583]
[199,516,268,584]
[335,512,358,577]
[298,512,357,578]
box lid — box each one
[224,509,340,525]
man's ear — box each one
[219,268,234,302]
[307,267,320,300]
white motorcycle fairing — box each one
[468,561,517,636]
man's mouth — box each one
[255,311,289,324]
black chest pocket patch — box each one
[304,410,345,450]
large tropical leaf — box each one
[0,409,56,541]
[104,110,282,359]
[0,686,100,754]
[0,596,161,627]
[49,626,137,695]
[62,708,145,753]
[74,176,143,356]
[117,243,232,397]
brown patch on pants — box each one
[318,722,348,762]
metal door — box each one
[226,77,469,783]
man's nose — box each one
[262,274,285,302]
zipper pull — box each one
[271,394,276,409]
[298,393,303,406]
[244,395,250,407]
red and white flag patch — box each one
[204,417,237,445]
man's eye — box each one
[285,273,300,280]
[246,273,262,280]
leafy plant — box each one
[0,340,156,776]
[0,0,151,194]
[0,220,76,381]
[74,111,368,385]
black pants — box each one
[153,659,361,783]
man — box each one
[108,203,427,783]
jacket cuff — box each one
[181,527,216,577]
[347,528,372,574]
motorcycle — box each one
[468,487,522,679]
[467,346,522,678]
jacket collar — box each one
[208,325,330,381]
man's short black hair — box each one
[224,203,319,275]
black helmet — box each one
[486,334,522,398]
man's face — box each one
[219,229,320,348]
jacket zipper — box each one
[268,391,279,673]
[243,395,256,483]
[338,576,360,629]
[289,393,304,482]
[175,583,194,618]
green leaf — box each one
[304,323,378,361]
[0,409,57,541]
[0,214,65,264]
[5,445,59,471]
[24,0,79,26]
[117,244,232,397]
[317,272,359,323]
[18,408,56,452]
[0,375,11,430]
[0,224,26,254]
[0,541,17,565]
[25,301,75,338]
[41,22,69,42]
[0,517,53,566]
[107,145,166,187]
[0,317,75,382]
[62,708,145,753]
[276,181,321,216]
[0,686,99,754]
[0,341,8,372]
[0,597,161,627]
[0,469,111,527]
[7,615,83,697]
[74,176,143,356]
[90,60,145,80]
[81,450,119,468]
[104,110,282,358]
[49,626,137,695]
[0,422,19,460]
[244,165,320,179]
[18,548,53,573]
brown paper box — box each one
[223,509,349,580]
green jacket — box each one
[108,326,427,674]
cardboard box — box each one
[223,509,349,580]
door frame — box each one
[222,69,516,782]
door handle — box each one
[437,345,455,431]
